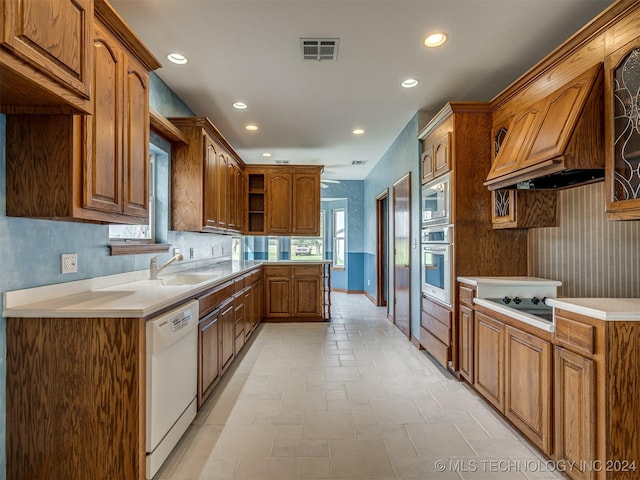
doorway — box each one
[393,173,411,338]
[375,190,389,310]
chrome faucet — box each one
[150,253,184,279]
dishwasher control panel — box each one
[171,309,193,332]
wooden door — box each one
[203,137,218,228]
[392,173,411,338]
[198,310,220,407]
[266,275,291,318]
[459,304,474,383]
[1,0,93,98]
[293,276,321,317]
[266,171,292,233]
[219,299,235,373]
[292,172,320,235]
[376,190,389,307]
[474,311,504,412]
[433,132,451,177]
[122,54,149,219]
[83,22,122,214]
[505,326,552,455]
[554,346,595,480]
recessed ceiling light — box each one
[262,152,272,157]
[353,128,365,135]
[424,32,448,48]
[167,52,188,65]
[401,78,420,88]
[245,124,258,131]
[233,102,248,109]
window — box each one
[231,237,242,261]
[333,208,345,267]
[268,236,280,261]
[290,211,324,261]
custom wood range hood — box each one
[485,63,605,191]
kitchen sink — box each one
[161,274,216,286]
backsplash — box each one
[529,181,640,297]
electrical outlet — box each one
[367,280,371,286]
[189,247,194,259]
[211,246,216,256]
[61,253,78,274]
[173,248,181,256]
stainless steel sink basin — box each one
[161,274,216,286]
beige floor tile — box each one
[354,423,409,440]
[282,390,328,412]
[383,437,418,460]
[274,424,304,440]
[212,424,276,457]
[329,438,394,478]
[253,412,303,425]
[322,366,362,382]
[370,398,425,424]
[300,457,333,479]
[171,456,238,479]
[205,398,282,425]
[302,411,355,439]
[233,457,300,479]
[406,423,476,457]
[271,438,329,457]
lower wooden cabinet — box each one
[219,298,235,375]
[234,293,246,353]
[198,308,220,408]
[505,325,552,455]
[264,264,323,320]
[554,346,596,480]
[458,303,474,383]
[474,311,505,412]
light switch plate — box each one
[61,253,78,274]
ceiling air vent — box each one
[352,161,367,166]
[301,38,339,61]
[274,160,290,164]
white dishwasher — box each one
[146,300,199,479]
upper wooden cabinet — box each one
[245,165,322,236]
[419,117,451,184]
[605,36,640,220]
[0,0,93,114]
[485,64,604,190]
[491,189,557,229]
[169,117,245,234]
[4,2,160,224]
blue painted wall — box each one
[363,113,422,340]
[0,72,232,477]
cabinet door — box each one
[244,284,254,338]
[554,346,596,480]
[203,137,218,228]
[491,190,516,228]
[1,0,92,99]
[605,37,640,219]
[122,54,149,219]
[292,172,320,235]
[83,22,122,214]
[459,304,474,383]
[421,148,434,183]
[505,326,552,455]
[433,132,451,177]
[234,295,245,352]
[220,300,235,373]
[474,311,504,412]
[199,310,220,407]
[293,276,321,317]
[217,153,229,228]
[266,172,292,233]
[266,276,291,318]
[255,278,264,325]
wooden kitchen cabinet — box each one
[491,189,557,229]
[419,296,452,370]
[219,298,235,375]
[474,311,505,412]
[246,166,322,236]
[198,307,220,408]
[170,117,245,233]
[419,117,451,184]
[0,0,93,114]
[5,3,160,224]
[458,283,475,383]
[264,264,324,321]
[234,291,246,354]
[505,325,552,455]
[605,37,640,220]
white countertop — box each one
[473,298,555,332]
[546,297,640,321]
[457,276,562,287]
[3,260,329,319]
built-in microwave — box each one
[421,173,450,226]
[421,243,452,306]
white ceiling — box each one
[111,0,614,180]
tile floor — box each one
[155,293,562,480]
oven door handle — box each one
[423,246,448,253]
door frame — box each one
[375,189,389,310]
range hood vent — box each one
[301,38,339,61]
[485,64,604,191]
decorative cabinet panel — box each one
[419,118,451,184]
[293,265,323,318]
[170,117,245,233]
[246,166,322,236]
[605,37,640,220]
[474,311,504,412]
[458,303,474,383]
[505,325,552,455]
[491,189,557,229]
[5,6,160,224]
[0,0,93,114]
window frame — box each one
[332,208,346,269]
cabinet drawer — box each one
[265,266,291,277]
[234,276,245,293]
[422,296,452,327]
[294,265,321,276]
[421,311,450,345]
[199,281,234,317]
[420,326,449,369]
[459,284,476,307]
[555,314,595,355]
